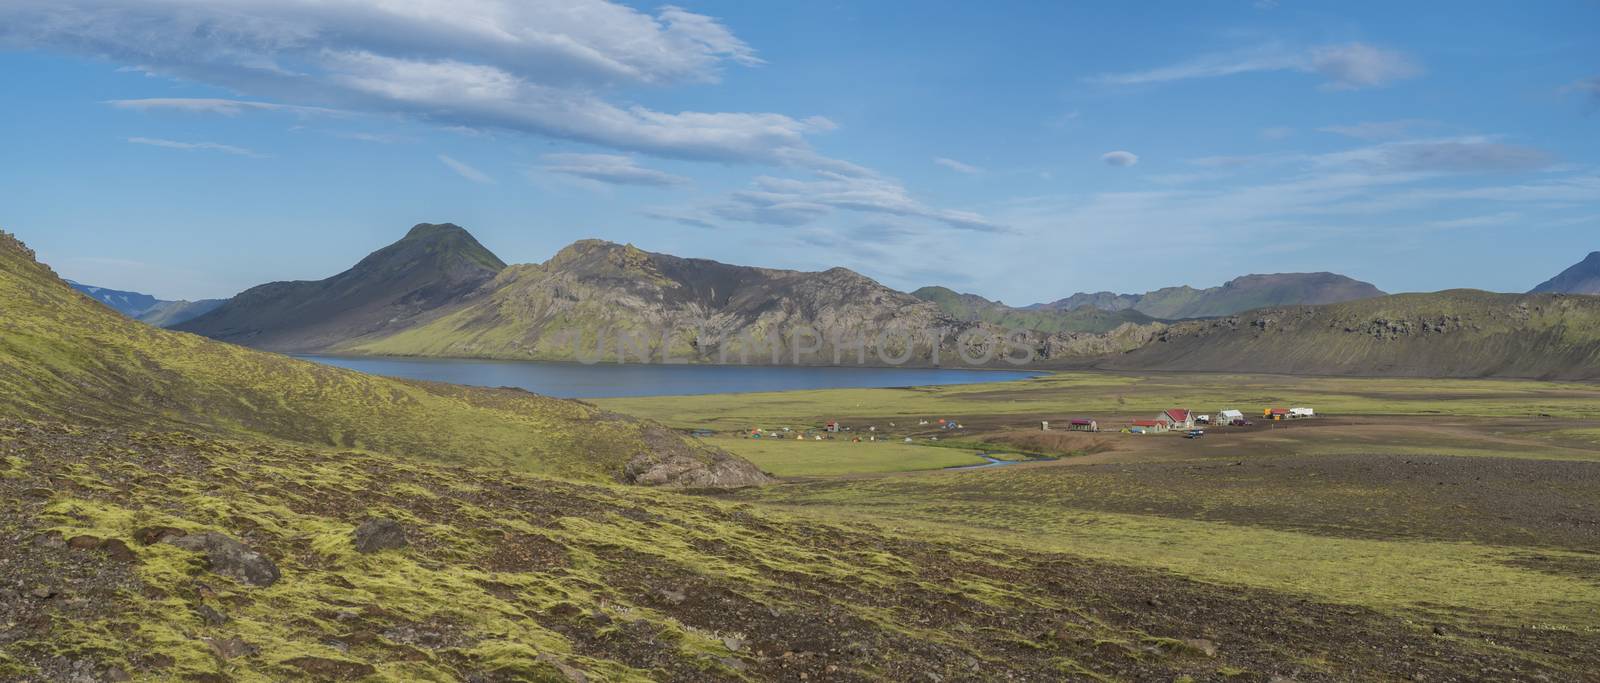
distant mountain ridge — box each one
[167,224,1600,378]
[1531,252,1600,295]
[67,280,225,328]
[1103,289,1600,380]
[1032,273,1386,319]
[176,223,507,351]
[910,285,1159,333]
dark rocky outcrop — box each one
[164,532,281,587]
[352,518,408,554]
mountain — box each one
[67,280,160,316]
[346,239,967,363]
[1034,273,1386,319]
[132,297,227,327]
[1102,289,1600,379]
[1531,252,1600,295]
[68,281,230,327]
[0,229,764,487]
[911,285,1160,333]
[175,223,507,351]
[1026,290,1142,312]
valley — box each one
[12,226,1600,681]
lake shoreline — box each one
[294,353,1045,399]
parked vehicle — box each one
[1185,429,1205,439]
[1231,419,1253,427]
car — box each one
[1185,429,1205,439]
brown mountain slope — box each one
[348,239,979,364]
[176,223,506,351]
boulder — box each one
[351,518,408,554]
[165,532,281,587]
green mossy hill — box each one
[0,231,764,487]
[2,422,1584,682]
[911,286,1159,333]
[1107,289,1600,379]
[175,223,507,351]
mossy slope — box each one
[0,231,757,485]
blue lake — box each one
[296,355,1043,399]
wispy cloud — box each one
[1093,42,1421,90]
[1101,151,1139,167]
[127,137,265,158]
[437,154,495,184]
[1563,75,1600,109]
[640,207,719,230]
[538,153,689,187]
[1314,137,1553,173]
[1318,119,1437,140]
[933,157,983,174]
[661,170,1005,233]
[108,98,345,117]
[1260,126,1295,141]
[9,1,860,169]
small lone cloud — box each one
[933,157,983,174]
[438,154,495,184]
[127,137,265,158]
[1101,150,1139,167]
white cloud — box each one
[538,153,689,187]
[437,154,495,184]
[1314,137,1552,173]
[1318,119,1436,140]
[3,0,854,168]
[640,207,718,229]
[676,171,1005,233]
[933,157,983,174]
[1307,44,1422,90]
[1093,42,1421,90]
[127,137,265,158]
[1102,151,1139,167]
[108,98,345,117]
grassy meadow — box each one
[601,371,1600,648]
[708,436,989,477]
[595,371,1600,431]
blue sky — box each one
[1,1,1597,303]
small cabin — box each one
[825,421,840,433]
[1069,419,1098,432]
[1265,408,1290,421]
[1131,419,1168,433]
[1218,409,1245,425]
[1159,409,1194,430]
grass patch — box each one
[712,437,988,477]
